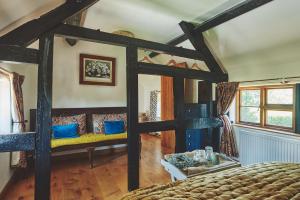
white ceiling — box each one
[204,0,300,58]
[0,0,243,42]
[0,0,300,76]
[84,0,245,43]
[0,0,64,34]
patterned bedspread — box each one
[121,163,300,200]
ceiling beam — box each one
[0,45,39,64]
[54,24,204,61]
[0,0,99,47]
[179,21,225,75]
[137,62,228,82]
[150,0,273,57]
[193,0,274,34]
[65,10,88,46]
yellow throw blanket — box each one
[121,162,300,200]
[51,132,127,148]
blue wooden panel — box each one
[185,118,223,129]
[186,129,207,151]
[184,104,208,119]
[0,132,35,152]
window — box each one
[237,85,295,131]
[0,75,11,134]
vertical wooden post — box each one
[173,76,185,153]
[295,84,300,134]
[198,81,214,147]
[126,45,140,191]
[35,33,54,200]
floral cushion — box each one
[92,113,127,133]
[52,114,87,135]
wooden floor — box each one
[3,134,172,200]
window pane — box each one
[267,88,293,105]
[0,76,11,134]
[266,110,293,128]
[240,90,260,106]
[240,107,260,123]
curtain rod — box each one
[239,76,300,84]
[0,67,11,74]
[0,67,11,77]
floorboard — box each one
[3,134,171,200]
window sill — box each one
[233,123,300,138]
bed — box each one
[121,163,300,200]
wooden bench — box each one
[30,107,130,168]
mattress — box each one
[121,163,300,200]
[51,132,127,148]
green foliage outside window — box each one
[239,86,294,130]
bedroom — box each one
[0,0,299,199]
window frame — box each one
[236,85,296,132]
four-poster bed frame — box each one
[0,0,273,199]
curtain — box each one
[0,68,27,167]
[149,90,159,121]
[216,82,239,157]
[11,72,27,168]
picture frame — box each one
[79,54,116,86]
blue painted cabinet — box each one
[185,129,207,151]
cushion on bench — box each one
[52,114,87,135]
[52,124,79,139]
[51,132,127,148]
[104,120,125,134]
[93,113,127,133]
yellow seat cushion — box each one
[51,132,127,148]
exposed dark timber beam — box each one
[137,62,228,83]
[65,10,87,46]
[126,46,140,191]
[150,0,273,57]
[137,120,176,133]
[35,33,54,200]
[54,24,204,61]
[179,21,224,75]
[148,35,187,57]
[193,0,274,34]
[0,45,38,64]
[173,77,186,153]
[0,132,35,152]
[0,0,99,47]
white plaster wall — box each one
[138,75,161,114]
[0,153,14,192]
[223,40,300,83]
[2,38,129,132]
[52,37,127,108]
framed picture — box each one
[80,54,116,86]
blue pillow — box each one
[52,124,79,139]
[104,120,125,134]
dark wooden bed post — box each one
[126,45,140,191]
[173,77,186,153]
[35,33,54,200]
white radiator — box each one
[238,128,300,166]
